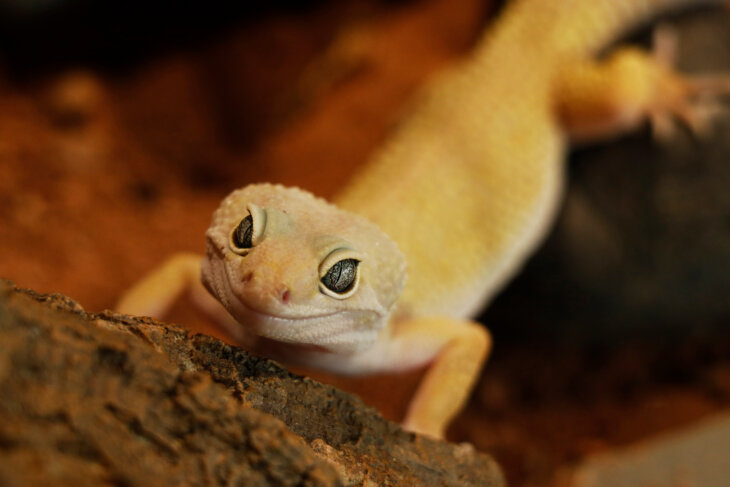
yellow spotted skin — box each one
[336,0,723,319]
[118,0,729,438]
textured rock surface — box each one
[0,280,504,487]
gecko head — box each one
[201,183,406,354]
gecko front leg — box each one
[301,315,491,438]
[116,252,236,326]
[393,317,491,438]
[118,251,489,439]
[116,252,204,317]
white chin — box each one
[231,304,384,354]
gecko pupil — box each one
[321,259,358,294]
[233,215,254,249]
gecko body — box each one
[118,0,730,437]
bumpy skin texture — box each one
[118,0,729,438]
[202,184,405,356]
[335,0,727,318]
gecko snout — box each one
[239,269,290,304]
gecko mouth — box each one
[231,298,383,353]
[204,257,384,352]
[236,298,340,322]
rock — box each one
[570,412,730,487]
[0,280,503,487]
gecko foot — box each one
[649,24,730,140]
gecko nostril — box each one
[241,271,254,284]
[280,288,290,304]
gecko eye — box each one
[229,204,267,255]
[320,259,359,297]
[232,215,254,249]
